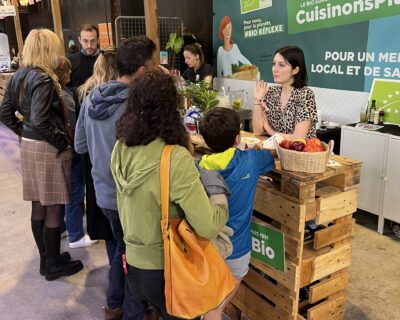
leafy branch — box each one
[165,33,184,69]
[187,81,219,112]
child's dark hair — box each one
[200,107,240,153]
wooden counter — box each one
[191,135,361,320]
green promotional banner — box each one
[213,0,400,93]
[287,0,400,34]
[251,221,285,272]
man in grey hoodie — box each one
[74,36,156,320]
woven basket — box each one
[275,139,334,174]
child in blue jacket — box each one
[198,107,274,319]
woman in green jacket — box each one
[111,71,228,320]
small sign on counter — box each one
[251,219,285,272]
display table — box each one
[191,135,361,320]
[0,72,13,104]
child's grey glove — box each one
[211,225,234,259]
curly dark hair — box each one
[200,107,240,153]
[116,70,188,147]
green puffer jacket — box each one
[111,138,228,270]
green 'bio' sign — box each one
[251,221,285,272]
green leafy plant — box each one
[231,63,240,73]
[166,32,184,69]
[187,81,219,112]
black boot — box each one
[39,252,73,276]
[44,226,83,281]
[31,219,73,275]
[31,219,46,275]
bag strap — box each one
[160,145,175,234]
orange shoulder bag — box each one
[160,145,236,319]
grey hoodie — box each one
[75,80,129,210]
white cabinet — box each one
[382,136,400,225]
[341,126,400,233]
[340,126,386,215]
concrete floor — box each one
[0,123,108,320]
[0,122,399,320]
[345,211,400,320]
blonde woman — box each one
[75,45,119,259]
[78,45,118,102]
[0,29,83,281]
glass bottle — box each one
[379,111,385,125]
[368,100,376,123]
[373,110,380,124]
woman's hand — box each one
[254,80,269,101]
[252,80,269,135]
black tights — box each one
[31,201,63,228]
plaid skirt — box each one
[20,138,72,205]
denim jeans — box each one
[105,238,118,265]
[126,264,201,320]
[101,208,146,320]
[64,153,85,242]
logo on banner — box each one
[240,0,272,14]
[369,79,400,125]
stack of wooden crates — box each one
[226,155,361,320]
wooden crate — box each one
[190,135,361,320]
[226,155,361,320]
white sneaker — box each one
[69,235,98,249]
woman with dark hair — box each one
[252,45,317,139]
[111,71,228,320]
[182,43,212,86]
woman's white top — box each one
[217,43,251,77]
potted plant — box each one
[166,32,184,70]
[187,81,219,112]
